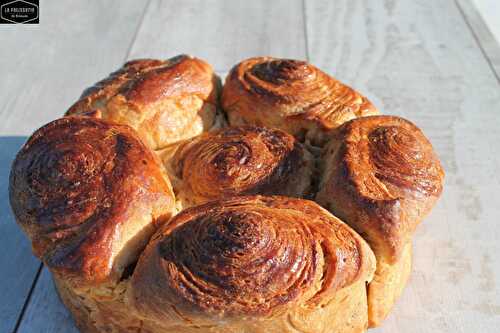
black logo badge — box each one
[0,0,38,24]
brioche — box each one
[9,116,176,289]
[163,125,314,209]
[316,115,445,326]
[66,55,223,150]
[129,196,376,333]
[9,56,445,333]
[222,57,379,146]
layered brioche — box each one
[10,56,444,333]
[222,57,379,146]
[316,115,445,326]
[163,126,314,209]
[129,196,375,333]
[66,55,223,150]
[10,116,176,289]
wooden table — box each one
[1,1,499,332]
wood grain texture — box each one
[17,268,79,333]
[305,0,500,332]
[0,136,40,333]
[128,0,307,72]
[471,0,500,44]
[456,0,500,83]
[0,1,148,332]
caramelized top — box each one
[316,116,444,260]
[222,57,379,145]
[342,116,444,201]
[9,116,176,286]
[171,126,313,205]
[66,55,220,150]
[130,196,375,321]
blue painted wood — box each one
[0,136,40,333]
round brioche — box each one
[316,115,444,260]
[9,116,176,288]
[221,57,379,146]
[164,126,315,209]
[9,56,445,333]
[66,55,223,150]
[129,196,375,333]
[315,115,444,326]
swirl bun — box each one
[167,126,314,208]
[221,57,379,146]
[129,196,375,333]
[9,116,176,287]
[66,55,222,150]
[10,56,446,333]
[316,115,444,326]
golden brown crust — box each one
[167,126,314,208]
[66,55,223,150]
[129,196,375,325]
[221,57,379,146]
[316,115,445,261]
[56,275,371,333]
[367,242,412,327]
[9,116,176,287]
[55,276,145,333]
[10,55,446,332]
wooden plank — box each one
[0,1,149,332]
[0,1,148,135]
[470,0,500,42]
[17,268,79,333]
[128,0,307,72]
[305,0,500,332]
[0,136,41,333]
[456,0,500,82]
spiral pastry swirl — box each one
[10,56,445,333]
[129,196,375,327]
[168,126,314,207]
[316,115,444,260]
[221,57,379,146]
[66,55,222,150]
[9,116,176,286]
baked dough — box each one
[9,116,176,289]
[9,57,445,333]
[163,126,314,209]
[222,57,379,146]
[66,55,223,150]
[316,115,444,326]
[129,196,376,333]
